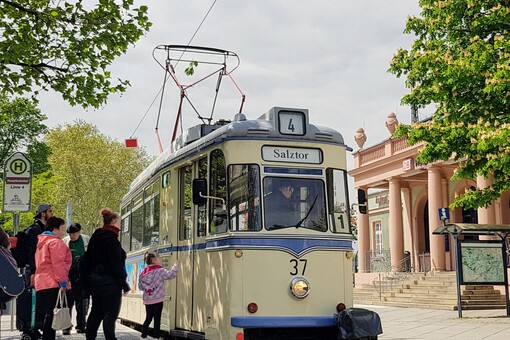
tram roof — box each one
[433,223,510,236]
[124,107,348,200]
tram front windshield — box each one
[263,177,326,231]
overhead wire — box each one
[130,0,219,140]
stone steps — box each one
[354,271,507,311]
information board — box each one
[459,240,505,285]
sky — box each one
[38,1,430,165]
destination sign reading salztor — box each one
[262,146,322,164]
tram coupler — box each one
[335,307,383,339]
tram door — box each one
[176,164,194,330]
[176,158,208,332]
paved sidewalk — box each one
[362,304,510,340]
[0,312,141,340]
[3,304,510,339]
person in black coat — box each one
[27,204,54,283]
[83,208,130,340]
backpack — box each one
[10,228,30,268]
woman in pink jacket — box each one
[35,216,72,340]
[138,251,178,339]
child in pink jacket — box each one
[138,251,178,339]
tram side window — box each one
[120,204,130,250]
[228,164,262,231]
[197,157,208,237]
[131,192,144,251]
[326,168,350,233]
[120,211,131,251]
[153,182,160,242]
[209,150,228,234]
[179,165,193,241]
[142,181,161,246]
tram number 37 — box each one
[289,259,307,275]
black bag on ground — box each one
[336,307,383,339]
[16,285,44,332]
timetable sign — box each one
[2,152,32,212]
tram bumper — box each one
[231,316,336,328]
[232,316,339,339]
[335,308,383,339]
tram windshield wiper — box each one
[268,196,319,230]
[294,195,318,228]
[270,224,293,230]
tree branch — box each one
[0,0,41,17]
[8,61,69,73]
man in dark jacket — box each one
[83,208,130,340]
[27,204,54,282]
[19,203,53,338]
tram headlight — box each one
[290,277,310,299]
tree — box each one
[389,0,510,209]
[0,0,151,108]
[45,120,151,233]
[0,94,49,233]
[0,94,47,168]
[26,140,52,175]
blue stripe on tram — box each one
[206,237,351,257]
[129,237,352,260]
[231,316,336,328]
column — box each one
[477,175,496,240]
[357,187,370,272]
[389,178,404,271]
[477,175,496,224]
[402,187,414,271]
[428,166,446,271]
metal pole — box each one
[66,202,73,228]
[454,235,462,318]
[501,236,510,316]
[378,273,382,301]
[11,211,20,331]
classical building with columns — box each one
[349,113,510,283]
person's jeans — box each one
[141,302,163,338]
[85,290,122,340]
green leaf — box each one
[388,1,510,209]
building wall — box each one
[350,130,509,276]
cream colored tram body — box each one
[119,107,354,340]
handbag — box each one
[52,290,72,330]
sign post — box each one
[2,152,32,331]
[66,202,73,228]
[2,152,33,217]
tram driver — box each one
[264,178,297,228]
